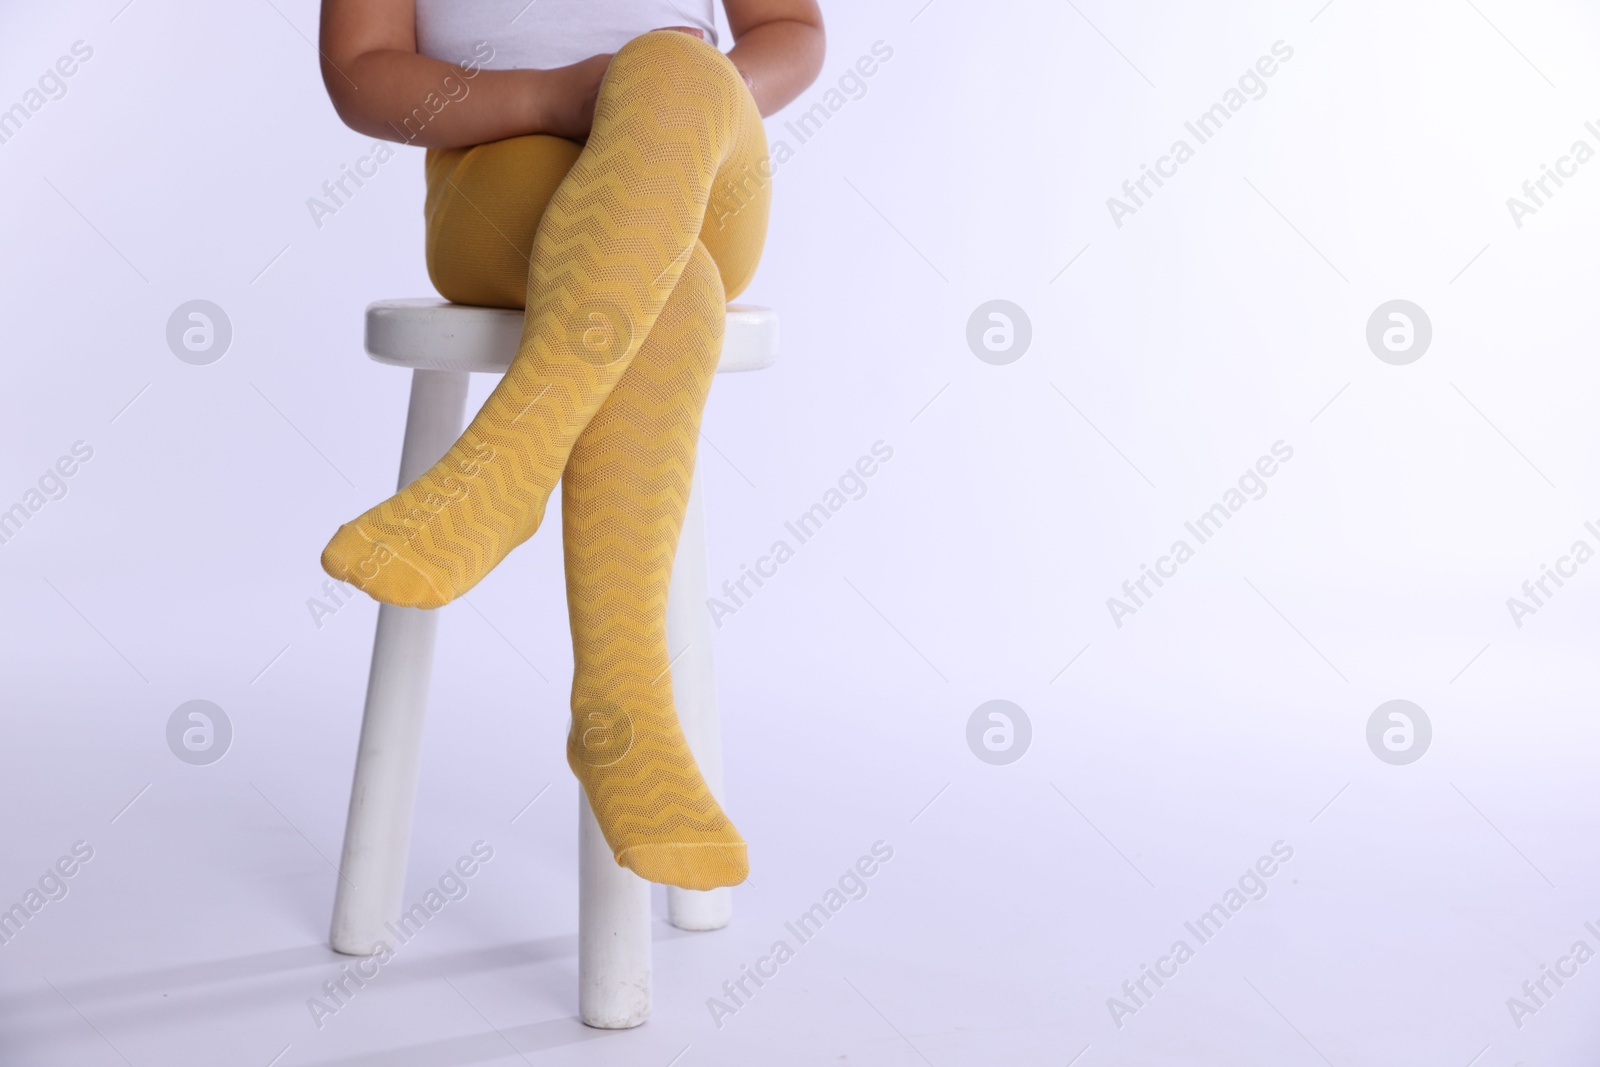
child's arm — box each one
[318,0,825,147]
[724,0,826,116]
[319,0,611,146]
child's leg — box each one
[322,31,766,609]
[562,239,739,889]
[421,136,581,310]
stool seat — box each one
[365,298,779,374]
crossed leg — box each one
[322,30,766,610]
[324,30,769,889]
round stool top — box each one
[364,299,778,374]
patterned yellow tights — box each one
[321,31,769,890]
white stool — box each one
[328,298,777,1029]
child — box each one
[317,0,824,891]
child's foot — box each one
[321,429,549,609]
[569,696,747,890]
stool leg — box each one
[330,368,470,956]
[579,791,652,1028]
[665,466,735,931]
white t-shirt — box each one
[416,0,718,70]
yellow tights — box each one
[322,31,770,890]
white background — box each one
[2,0,1598,1063]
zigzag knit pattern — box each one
[562,239,743,890]
[322,30,767,889]
[322,30,761,610]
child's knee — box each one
[612,29,741,92]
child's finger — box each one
[653,25,705,39]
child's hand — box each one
[542,27,724,142]
[542,54,614,141]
